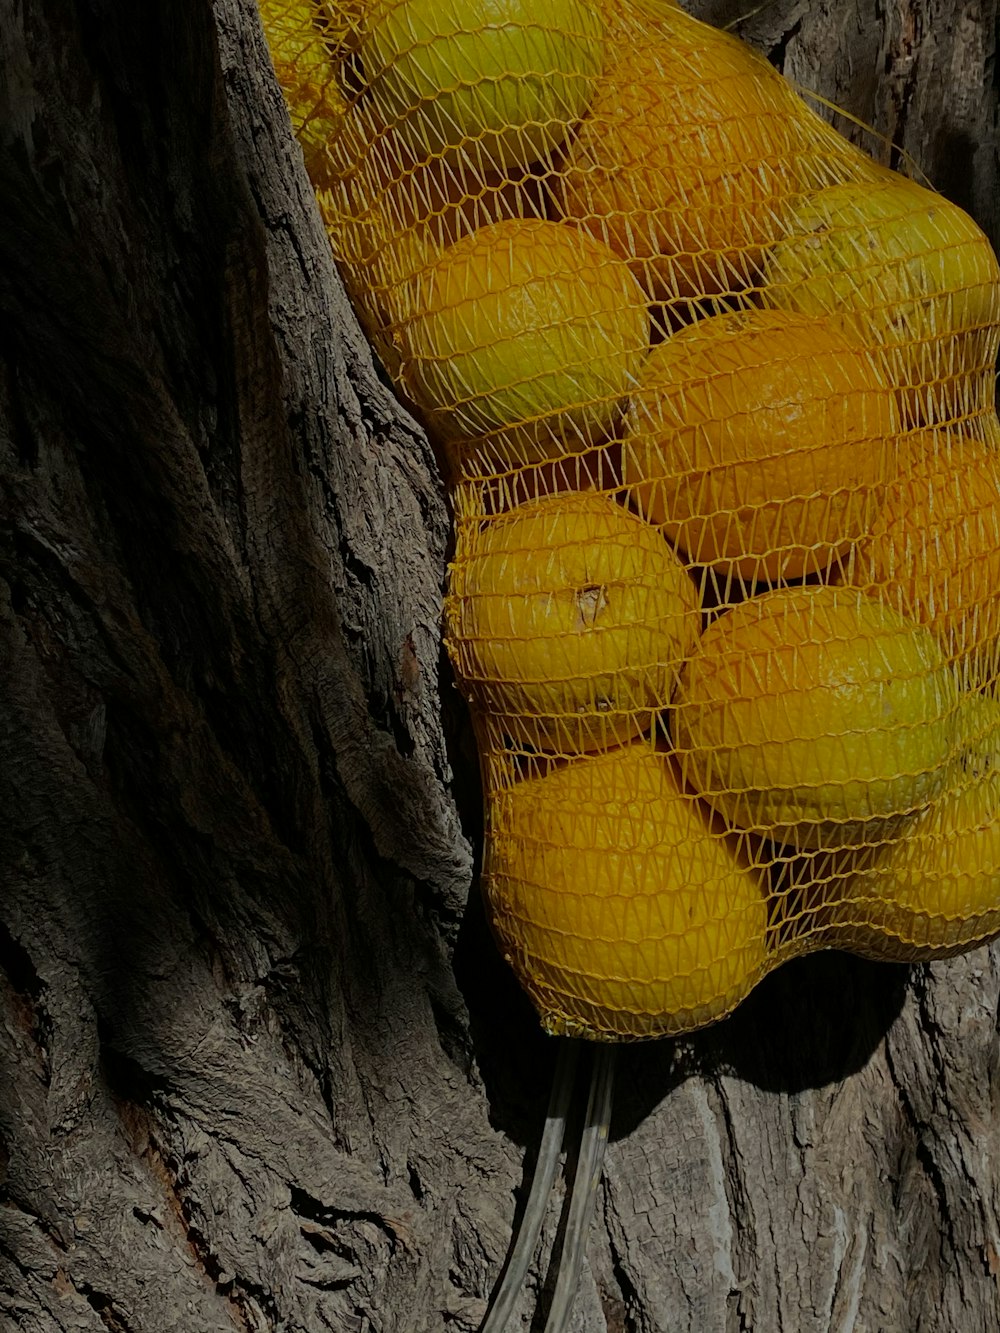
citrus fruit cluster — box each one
[261,0,1000,1041]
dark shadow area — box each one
[710,948,910,1088]
[444,660,569,1144]
[452,865,563,1147]
[609,948,910,1140]
[928,125,978,225]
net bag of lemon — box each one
[258,0,1000,1325]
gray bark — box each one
[1,1,998,1331]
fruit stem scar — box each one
[575,582,608,628]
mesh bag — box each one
[260,0,1000,1040]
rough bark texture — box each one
[2,1,999,1331]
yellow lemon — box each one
[399,219,649,467]
[555,11,803,302]
[259,0,349,185]
[621,308,896,584]
[446,493,701,753]
[322,113,549,347]
[823,695,1000,959]
[672,584,960,850]
[485,741,770,1039]
[769,692,1000,952]
[955,690,1000,778]
[358,0,605,170]
[846,429,1000,691]
[762,175,1000,427]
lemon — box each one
[672,585,960,850]
[485,741,769,1039]
[323,114,548,340]
[447,493,701,753]
[555,12,803,302]
[259,0,349,185]
[621,308,896,583]
[846,429,1000,691]
[955,690,1000,779]
[762,175,1000,427]
[771,692,1000,953]
[824,695,1000,959]
[399,219,649,466]
[359,0,605,170]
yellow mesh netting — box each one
[259,0,1000,1041]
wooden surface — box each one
[2,1,1000,1329]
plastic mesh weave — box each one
[260,0,1000,1041]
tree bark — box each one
[2,2,999,1331]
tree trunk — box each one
[2,1,998,1331]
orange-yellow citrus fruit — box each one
[825,694,1000,959]
[485,740,769,1039]
[556,11,803,301]
[954,689,1000,777]
[846,429,1000,690]
[762,175,1000,427]
[763,689,1000,955]
[358,0,605,170]
[672,584,960,850]
[259,0,349,185]
[629,0,680,15]
[399,219,649,465]
[621,308,896,583]
[323,114,548,330]
[446,492,701,752]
